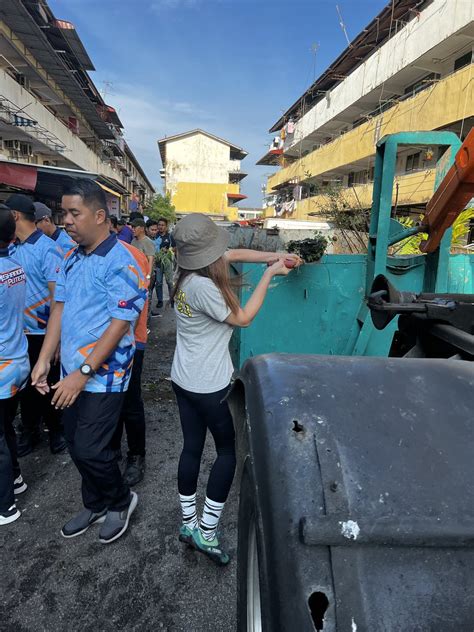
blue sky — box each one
[49,0,387,206]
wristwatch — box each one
[79,363,95,378]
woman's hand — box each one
[266,259,291,277]
[282,253,303,267]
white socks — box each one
[179,493,198,531]
[199,497,225,542]
[179,494,226,541]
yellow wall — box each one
[170,182,240,220]
[268,65,474,192]
[268,169,437,221]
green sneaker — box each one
[191,528,230,566]
[179,524,195,546]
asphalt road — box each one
[0,305,237,631]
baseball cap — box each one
[5,194,35,216]
[173,213,229,270]
[34,202,53,221]
[131,218,146,228]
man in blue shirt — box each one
[34,202,76,254]
[0,205,29,526]
[32,180,147,544]
[6,194,66,457]
[116,218,133,244]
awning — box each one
[256,148,283,166]
[227,193,248,200]
[0,162,37,190]
[97,181,121,198]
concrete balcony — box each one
[268,64,474,193]
[266,169,437,221]
[0,67,121,181]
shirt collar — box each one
[0,246,9,257]
[16,229,43,245]
[78,232,117,258]
[51,227,62,242]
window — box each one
[454,51,473,72]
[404,73,440,97]
[406,152,421,172]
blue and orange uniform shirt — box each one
[51,226,76,255]
[124,242,150,350]
[9,229,62,335]
[54,233,148,393]
[0,247,30,399]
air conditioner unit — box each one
[5,139,21,151]
[20,142,33,157]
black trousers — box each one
[172,382,236,503]
[0,396,21,512]
[63,391,130,512]
[112,349,146,457]
[20,335,62,434]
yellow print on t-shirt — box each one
[176,289,192,318]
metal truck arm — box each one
[420,127,474,253]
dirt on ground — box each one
[0,305,237,632]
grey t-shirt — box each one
[131,236,155,257]
[171,274,233,393]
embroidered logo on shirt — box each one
[118,300,128,308]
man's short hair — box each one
[117,218,126,226]
[158,217,169,225]
[0,204,16,246]
[146,218,158,228]
[131,218,146,228]
[110,215,118,228]
[62,179,109,216]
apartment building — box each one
[159,129,247,221]
[0,0,154,214]
[258,0,474,221]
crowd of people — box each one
[0,179,299,563]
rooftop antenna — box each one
[311,42,320,80]
[100,80,115,100]
[336,4,352,48]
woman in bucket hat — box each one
[171,213,301,565]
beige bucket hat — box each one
[173,213,230,270]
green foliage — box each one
[451,208,474,248]
[287,232,329,263]
[144,194,176,223]
[395,208,474,254]
[394,216,427,255]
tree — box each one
[144,193,176,223]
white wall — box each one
[289,0,474,149]
[165,133,238,184]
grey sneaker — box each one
[61,508,107,538]
[99,491,138,544]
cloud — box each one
[110,84,216,189]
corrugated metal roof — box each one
[269,0,431,133]
[0,0,115,139]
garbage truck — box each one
[229,130,474,631]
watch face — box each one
[81,364,91,375]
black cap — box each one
[5,194,35,216]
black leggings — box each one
[172,382,236,503]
